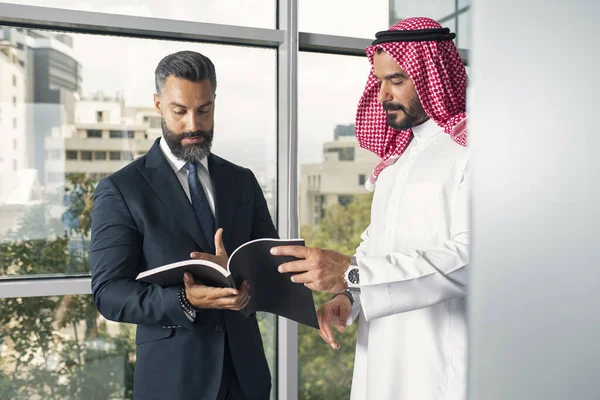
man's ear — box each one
[153,93,161,115]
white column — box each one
[469,1,600,399]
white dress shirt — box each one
[159,137,216,216]
[349,118,471,400]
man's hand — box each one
[318,295,353,349]
[183,272,250,310]
[190,228,228,269]
[271,245,350,293]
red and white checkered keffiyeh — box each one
[355,17,468,190]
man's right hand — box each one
[318,294,353,349]
[183,272,250,311]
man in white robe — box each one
[273,17,470,400]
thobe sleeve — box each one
[358,164,471,321]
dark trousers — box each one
[217,336,247,400]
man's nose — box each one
[377,82,393,104]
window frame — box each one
[0,4,469,400]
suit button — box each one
[214,325,223,332]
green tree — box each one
[298,193,373,400]
[0,174,135,399]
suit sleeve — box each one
[90,177,196,329]
[247,169,279,240]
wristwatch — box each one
[343,255,360,293]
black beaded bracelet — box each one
[178,285,201,322]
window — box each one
[2,0,276,28]
[12,160,17,170]
[0,295,135,399]
[94,151,107,160]
[338,195,354,207]
[87,129,102,138]
[0,29,277,396]
[391,0,471,49]
[12,96,17,106]
[325,146,355,161]
[16,41,24,50]
[299,0,469,49]
[49,150,62,160]
[12,139,17,150]
[359,174,366,186]
[145,115,161,128]
[109,130,135,139]
[298,53,372,399]
[12,118,17,129]
[299,0,388,38]
[12,74,17,86]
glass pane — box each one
[459,0,471,10]
[3,0,275,29]
[0,26,276,278]
[0,294,135,399]
[298,52,374,399]
[390,0,455,23]
[388,1,471,51]
[299,0,389,38]
[458,9,471,50]
[0,295,277,400]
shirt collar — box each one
[159,136,209,174]
[412,118,444,142]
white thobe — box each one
[349,119,470,400]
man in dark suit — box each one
[90,51,277,400]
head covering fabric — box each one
[355,17,468,190]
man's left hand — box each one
[190,228,229,269]
[271,246,350,293]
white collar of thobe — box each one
[412,118,444,142]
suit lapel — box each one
[138,140,213,253]
[208,154,236,249]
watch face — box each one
[348,268,360,285]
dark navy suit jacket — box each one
[90,139,278,400]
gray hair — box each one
[155,51,217,95]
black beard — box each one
[383,97,428,131]
[161,119,214,164]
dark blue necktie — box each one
[187,161,216,248]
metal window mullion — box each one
[0,277,92,298]
[0,2,284,47]
[276,0,299,398]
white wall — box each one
[469,1,600,400]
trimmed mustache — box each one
[179,129,212,141]
[382,102,404,112]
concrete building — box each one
[0,40,27,173]
[300,129,379,226]
[0,27,82,184]
[44,94,156,186]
